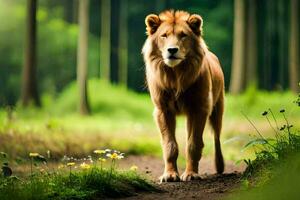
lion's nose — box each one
[167,47,178,55]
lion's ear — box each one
[187,14,203,36]
[145,14,161,35]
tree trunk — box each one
[21,0,40,107]
[118,0,128,86]
[230,0,246,94]
[77,0,90,115]
[289,0,299,92]
[100,0,111,81]
[245,0,257,86]
[278,0,287,89]
[110,0,120,83]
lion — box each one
[142,10,225,182]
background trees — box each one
[21,0,40,106]
[0,0,299,107]
[99,0,111,81]
[289,0,299,93]
[230,0,299,94]
[77,0,90,115]
[229,0,246,94]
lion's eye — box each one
[179,32,187,39]
[161,33,167,38]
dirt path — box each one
[115,156,245,200]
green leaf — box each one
[242,138,268,152]
[223,136,250,144]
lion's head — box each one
[143,10,204,68]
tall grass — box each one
[227,92,300,200]
[241,108,300,181]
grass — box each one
[0,166,157,200]
[0,150,158,200]
[241,109,300,181]
[227,95,300,200]
[0,79,299,161]
[1,79,299,199]
[228,153,300,200]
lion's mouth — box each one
[168,55,180,60]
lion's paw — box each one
[180,171,201,181]
[159,171,180,183]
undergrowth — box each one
[0,150,158,200]
[226,91,300,200]
[242,108,300,181]
[0,167,156,200]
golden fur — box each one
[142,10,225,182]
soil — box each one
[114,155,246,200]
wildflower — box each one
[58,164,65,169]
[107,153,118,159]
[94,149,105,154]
[67,162,75,167]
[280,109,285,113]
[105,149,111,152]
[80,162,91,170]
[130,165,138,171]
[29,153,39,157]
[62,155,69,161]
[99,158,106,162]
[117,154,124,159]
[107,152,124,160]
[262,111,268,116]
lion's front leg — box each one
[181,111,207,181]
[154,108,180,182]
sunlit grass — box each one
[0,80,299,162]
[0,150,157,200]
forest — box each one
[0,0,299,199]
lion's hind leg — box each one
[209,95,225,174]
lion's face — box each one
[145,11,203,68]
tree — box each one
[21,0,40,107]
[77,0,90,115]
[289,0,299,93]
[100,0,111,81]
[277,0,288,88]
[110,0,120,83]
[229,0,246,94]
[118,0,128,86]
[245,0,257,86]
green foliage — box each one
[0,167,156,200]
[52,79,152,120]
[0,150,157,199]
[0,1,99,106]
[242,108,300,179]
[227,94,300,200]
[228,154,300,200]
[225,86,298,119]
[0,80,160,158]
